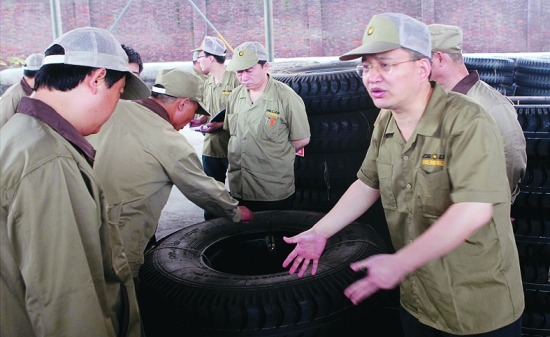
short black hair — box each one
[23,69,39,78]
[204,51,226,64]
[121,44,143,74]
[34,44,126,92]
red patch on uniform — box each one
[269,118,276,126]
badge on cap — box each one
[239,51,244,56]
[367,26,374,35]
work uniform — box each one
[453,70,526,202]
[192,67,210,83]
[225,75,310,201]
[1,97,141,337]
[357,83,524,335]
[202,70,240,186]
[0,78,33,128]
[88,99,242,277]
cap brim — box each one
[226,58,258,72]
[339,41,401,61]
[191,46,202,52]
[195,100,210,116]
[121,72,151,100]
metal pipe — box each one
[109,0,136,33]
[264,0,274,62]
[188,0,233,53]
[49,0,63,39]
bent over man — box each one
[283,13,524,337]
[1,27,150,337]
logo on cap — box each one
[239,51,244,56]
[367,26,375,35]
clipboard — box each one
[210,108,226,123]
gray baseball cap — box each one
[152,69,210,116]
[339,13,432,61]
[41,26,150,100]
[191,36,227,57]
[226,42,268,72]
[23,53,44,71]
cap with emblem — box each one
[339,13,431,61]
[429,24,463,54]
[152,69,210,116]
[191,36,227,57]
[41,26,150,100]
[226,42,268,72]
[23,53,44,71]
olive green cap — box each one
[339,13,431,61]
[429,24,463,54]
[151,69,210,115]
[226,42,268,71]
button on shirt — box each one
[225,75,310,201]
[357,83,524,334]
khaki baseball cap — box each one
[151,69,210,116]
[339,13,431,61]
[41,26,150,100]
[226,42,268,71]
[23,53,44,71]
[429,24,463,54]
[191,36,227,57]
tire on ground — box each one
[138,210,388,337]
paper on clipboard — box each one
[210,108,226,123]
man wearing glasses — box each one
[283,13,523,337]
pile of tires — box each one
[464,55,517,96]
[138,211,389,337]
[513,57,550,97]
[511,101,550,337]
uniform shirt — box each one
[88,99,241,277]
[202,70,240,158]
[225,75,310,201]
[1,97,141,337]
[453,70,526,202]
[192,67,210,83]
[358,83,524,334]
[0,78,33,128]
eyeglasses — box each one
[356,59,418,77]
[196,55,206,59]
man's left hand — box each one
[200,122,224,133]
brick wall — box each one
[1,0,548,69]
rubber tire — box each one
[516,105,550,132]
[523,132,550,160]
[463,56,516,72]
[515,86,550,97]
[514,71,550,89]
[138,210,388,337]
[477,71,514,86]
[272,62,376,114]
[306,110,372,153]
[516,57,550,75]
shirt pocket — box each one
[261,116,281,143]
[415,168,451,217]
[377,162,398,210]
[227,114,239,136]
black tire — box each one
[516,57,550,75]
[295,151,365,190]
[516,105,550,132]
[293,187,347,213]
[272,62,376,114]
[514,71,550,89]
[523,132,550,159]
[306,110,372,153]
[138,211,388,337]
[521,160,550,189]
[515,85,550,97]
[508,97,550,105]
[464,56,516,72]
[477,71,514,86]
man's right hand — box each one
[189,119,203,128]
[238,206,253,223]
[282,231,327,277]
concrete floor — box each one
[155,126,209,239]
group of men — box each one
[0,11,526,337]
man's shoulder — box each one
[467,80,515,111]
[1,81,25,100]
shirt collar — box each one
[20,78,33,96]
[452,70,479,95]
[17,97,96,165]
[134,98,171,124]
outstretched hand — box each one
[282,231,327,277]
[238,206,253,223]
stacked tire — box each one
[514,57,550,97]
[512,103,550,337]
[464,55,517,96]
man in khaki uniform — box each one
[1,27,150,337]
[283,13,523,336]
[0,53,43,128]
[88,69,253,279]
[429,24,526,202]
[192,50,210,82]
[224,42,311,211]
[190,37,241,214]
